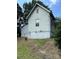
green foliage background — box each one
[53,17,61,49]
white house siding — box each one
[29,32,50,39]
[27,6,51,39]
[21,25,28,37]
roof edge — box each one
[26,3,51,20]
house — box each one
[21,1,55,39]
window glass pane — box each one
[36,23,39,27]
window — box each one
[36,23,39,27]
[36,19,39,23]
[35,19,39,27]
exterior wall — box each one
[27,6,51,39]
[21,25,28,37]
[29,32,50,39]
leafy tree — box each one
[17,3,23,37]
[17,3,23,19]
[23,2,32,17]
[23,0,37,18]
[53,17,61,49]
[32,0,37,6]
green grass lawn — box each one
[17,38,60,59]
[33,39,48,47]
[17,39,48,59]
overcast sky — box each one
[17,0,61,17]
